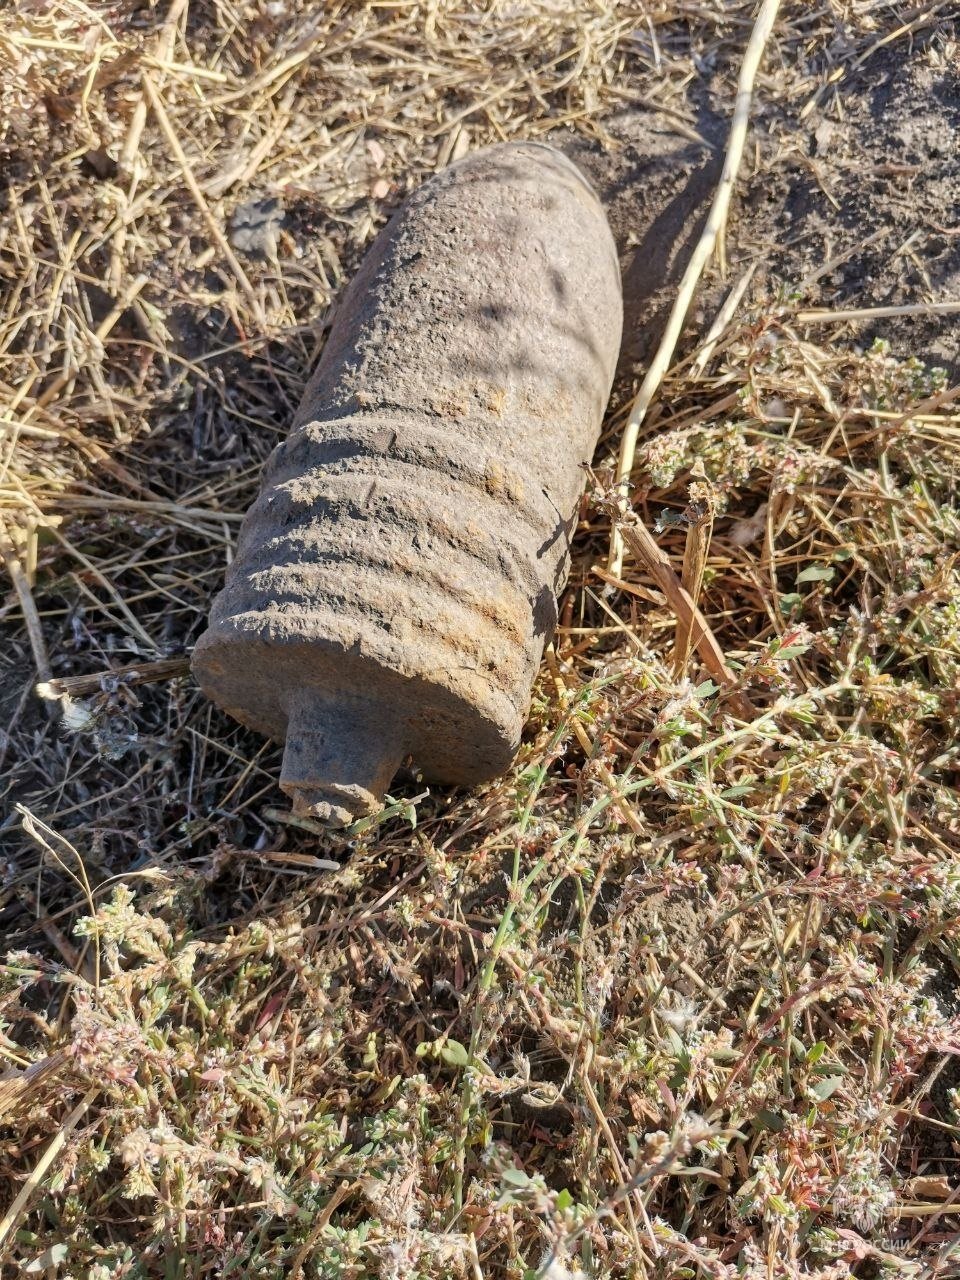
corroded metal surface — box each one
[193,142,623,824]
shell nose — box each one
[279,690,407,828]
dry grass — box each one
[2,2,960,1277]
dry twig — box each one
[608,0,782,574]
[673,495,715,679]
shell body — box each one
[193,142,623,823]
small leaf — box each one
[777,644,810,660]
[438,1039,471,1068]
[810,1075,844,1101]
[555,1188,574,1211]
[754,1109,785,1132]
[664,1025,685,1056]
[809,1060,846,1077]
[693,679,719,699]
[501,1167,533,1188]
[805,1040,828,1063]
[797,565,835,584]
[787,703,816,723]
[24,1244,69,1272]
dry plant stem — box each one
[141,72,262,320]
[1,422,155,499]
[0,1085,99,1253]
[794,299,960,324]
[589,564,663,605]
[544,646,643,834]
[7,273,148,419]
[0,522,51,684]
[613,512,753,718]
[608,0,781,575]
[289,1180,357,1280]
[673,502,715,679]
[577,1056,658,1256]
[690,262,756,378]
[0,1055,67,1121]
[35,656,191,701]
[38,276,148,411]
[843,382,960,449]
[10,485,160,653]
[13,884,81,970]
[109,0,188,292]
[18,808,101,990]
[203,78,300,199]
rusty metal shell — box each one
[193,142,623,824]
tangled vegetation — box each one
[1,2,959,1277]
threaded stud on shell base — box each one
[279,691,407,828]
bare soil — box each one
[562,40,960,387]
